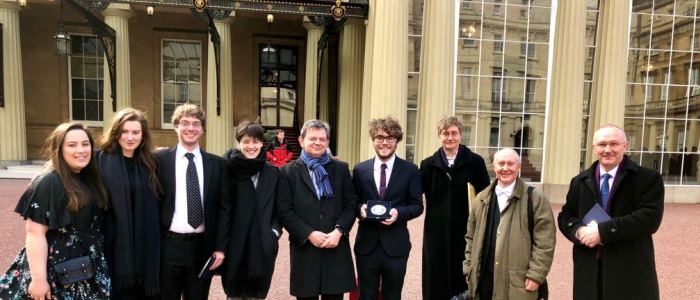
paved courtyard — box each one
[0,178,698,299]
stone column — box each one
[336,21,365,167]
[303,18,323,121]
[647,121,658,151]
[543,0,586,184]
[586,0,631,164]
[0,0,26,161]
[102,3,133,125]
[415,0,455,162]
[205,15,235,156]
[319,50,329,121]
[666,120,677,152]
[477,115,491,147]
[687,120,698,151]
[361,0,408,159]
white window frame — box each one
[494,34,504,53]
[68,33,104,127]
[644,73,656,102]
[462,67,473,99]
[525,79,536,103]
[161,38,203,129]
[660,71,669,101]
[690,66,700,96]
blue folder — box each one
[582,203,611,224]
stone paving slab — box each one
[0,179,698,299]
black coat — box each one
[277,158,358,297]
[222,163,281,298]
[558,156,664,300]
[155,148,232,266]
[352,157,423,257]
[420,145,490,299]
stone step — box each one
[0,164,44,179]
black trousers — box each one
[356,242,409,300]
[478,269,494,300]
[296,294,343,300]
[160,232,211,300]
[112,286,158,300]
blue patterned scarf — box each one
[300,150,334,199]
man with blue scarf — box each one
[277,119,358,300]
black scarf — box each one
[225,148,267,179]
[224,148,269,280]
[439,144,469,170]
[99,151,160,295]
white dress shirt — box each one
[446,155,456,167]
[373,154,396,196]
[169,145,205,233]
[495,181,516,213]
[598,164,619,192]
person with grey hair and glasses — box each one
[559,125,664,300]
[277,119,358,300]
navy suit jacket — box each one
[352,156,424,257]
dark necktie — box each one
[185,152,204,228]
[379,163,387,199]
[601,173,611,209]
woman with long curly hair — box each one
[0,122,111,299]
[98,108,162,299]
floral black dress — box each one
[0,171,111,299]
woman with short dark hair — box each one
[0,122,111,299]
[222,120,281,300]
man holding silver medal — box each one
[352,117,424,300]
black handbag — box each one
[54,255,95,285]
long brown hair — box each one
[99,108,162,196]
[43,122,109,212]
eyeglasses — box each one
[373,135,397,144]
[178,120,202,129]
[594,142,623,149]
[440,131,460,138]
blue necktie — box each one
[600,173,611,209]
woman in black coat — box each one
[98,108,161,299]
[419,116,490,299]
[222,121,281,299]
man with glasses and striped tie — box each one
[559,124,664,300]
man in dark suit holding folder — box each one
[559,124,664,300]
[155,104,231,300]
[353,117,424,300]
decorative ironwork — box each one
[210,9,232,20]
[314,16,345,115]
[0,23,3,108]
[78,0,110,12]
[101,0,368,18]
[64,0,118,111]
[204,9,222,115]
[308,15,328,27]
